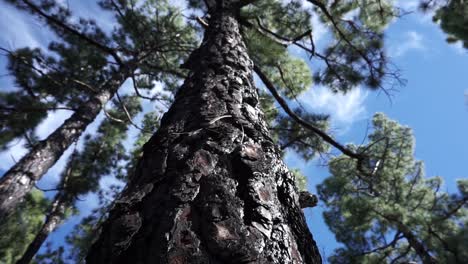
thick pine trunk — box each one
[86,2,321,263]
[0,74,126,221]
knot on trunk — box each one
[299,191,318,209]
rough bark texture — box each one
[0,75,125,221]
[87,2,321,263]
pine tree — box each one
[318,113,468,264]
[0,0,196,220]
[422,0,468,49]
[15,96,141,264]
[63,112,161,263]
[0,0,404,262]
[85,0,399,262]
[0,189,48,264]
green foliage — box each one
[432,0,468,49]
[99,0,198,93]
[34,243,66,264]
[275,110,330,161]
[291,168,308,192]
[242,0,313,99]
[62,95,141,203]
[0,91,47,150]
[31,96,142,262]
[318,113,468,263]
[0,23,110,149]
[64,212,102,263]
[0,189,49,264]
[117,111,161,181]
[0,0,427,260]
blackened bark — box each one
[86,2,321,263]
[0,74,126,221]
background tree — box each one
[318,113,468,264]
[0,0,421,262]
[421,0,468,49]
[0,0,197,220]
[15,96,141,264]
[0,190,48,263]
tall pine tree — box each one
[318,113,468,264]
[0,0,196,220]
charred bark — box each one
[0,74,126,221]
[86,1,321,263]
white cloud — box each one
[395,0,435,25]
[37,145,75,187]
[389,31,426,57]
[395,0,419,11]
[0,2,51,49]
[450,41,468,55]
[299,86,368,127]
[0,139,28,171]
[310,15,328,43]
[35,110,74,139]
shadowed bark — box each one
[86,1,321,263]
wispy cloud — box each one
[395,0,420,11]
[310,15,328,43]
[299,86,368,127]
[0,139,28,171]
[0,2,51,49]
[390,31,426,57]
[450,41,468,55]
[36,110,74,139]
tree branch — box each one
[253,64,361,160]
[20,0,123,65]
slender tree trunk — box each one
[397,223,437,264]
[0,74,126,221]
[86,1,321,263]
[379,212,437,263]
[15,192,67,264]
[15,154,77,264]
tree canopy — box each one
[0,0,466,262]
[319,113,468,263]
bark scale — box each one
[0,74,126,221]
[86,2,321,263]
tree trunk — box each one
[0,74,126,221]
[86,1,321,263]
[397,223,437,264]
[15,192,67,264]
[381,212,437,264]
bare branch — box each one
[254,64,361,160]
[20,0,123,65]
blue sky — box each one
[1,0,467,262]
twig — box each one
[254,64,360,160]
[21,0,123,65]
